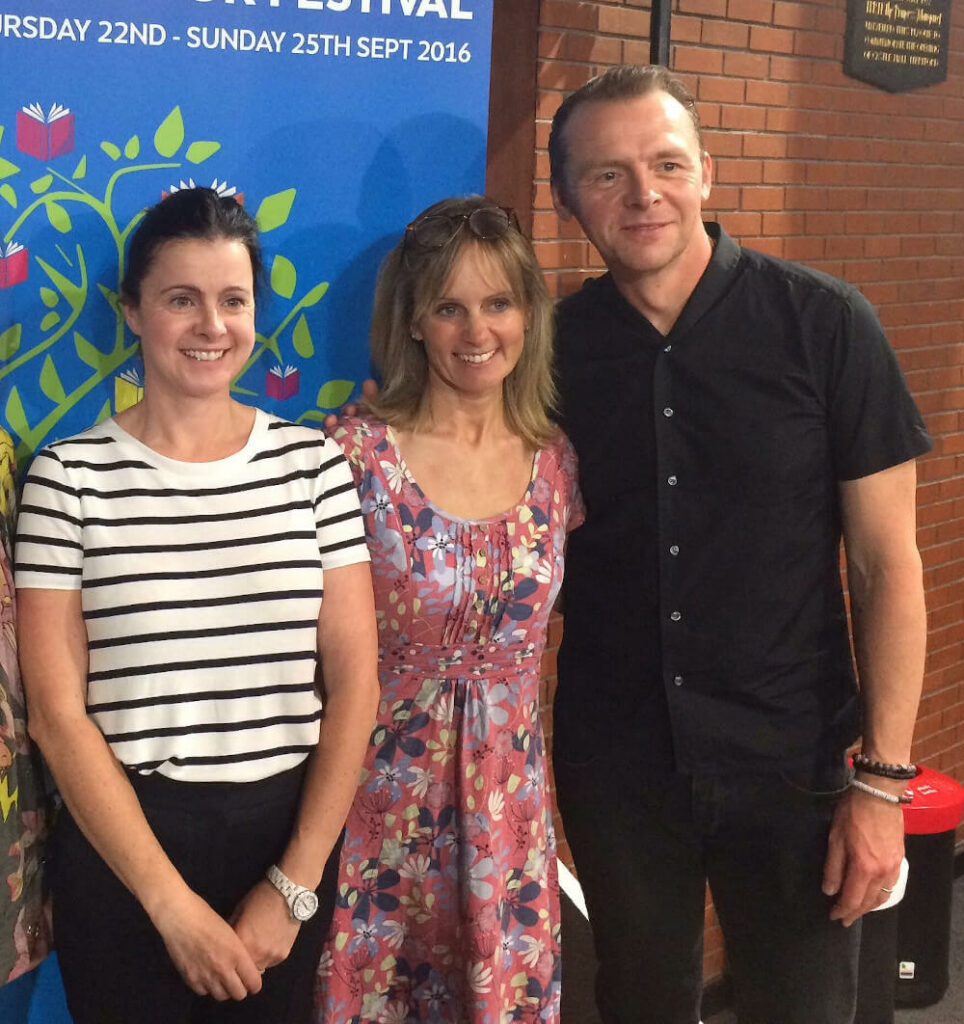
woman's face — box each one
[122,237,256,403]
[413,244,527,403]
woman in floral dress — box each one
[317,196,582,1024]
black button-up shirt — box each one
[554,224,933,773]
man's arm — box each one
[822,458,927,926]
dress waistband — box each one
[379,640,536,678]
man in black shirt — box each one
[549,65,931,1023]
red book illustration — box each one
[16,102,75,160]
[266,365,300,400]
[164,178,244,206]
[0,241,28,289]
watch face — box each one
[292,889,318,921]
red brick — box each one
[679,0,729,14]
[597,6,650,36]
[727,0,775,22]
[749,25,796,53]
[762,211,806,234]
[723,51,771,78]
[699,76,747,103]
[674,46,726,74]
[718,211,763,236]
[701,21,751,48]
[704,131,745,157]
[714,158,765,183]
[745,79,791,106]
[772,2,817,29]
[743,134,788,158]
[742,185,786,210]
[539,1,598,31]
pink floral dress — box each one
[316,417,583,1024]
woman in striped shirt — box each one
[15,188,380,1024]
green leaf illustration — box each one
[40,287,59,308]
[270,255,297,299]
[124,135,141,159]
[95,398,112,424]
[186,141,221,164]
[292,313,314,359]
[46,201,72,234]
[154,107,185,158]
[36,256,83,308]
[0,184,16,209]
[316,380,354,409]
[100,141,121,161]
[298,410,326,424]
[255,189,296,233]
[30,174,53,194]
[0,126,4,146]
[5,386,29,439]
[98,284,122,316]
[0,157,19,180]
[0,324,22,360]
[74,331,111,372]
[40,311,61,332]
[40,354,66,403]
[72,155,87,180]
[301,281,329,308]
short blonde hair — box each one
[368,195,557,449]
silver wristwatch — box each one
[265,864,319,922]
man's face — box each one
[552,91,712,286]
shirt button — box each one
[667,475,678,486]
[663,407,674,418]
[664,344,672,353]
[669,545,680,556]
[670,610,682,622]
[673,674,684,687]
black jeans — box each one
[553,754,860,1024]
[51,765,341,1024]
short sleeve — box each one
[314,433,370,571]
[827,288,933,481]
[14,447,84,590]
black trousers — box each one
[554,753,861,1024]
[51,765,341,1024]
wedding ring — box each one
[881,885,895,893]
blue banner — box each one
[0,0,492,462]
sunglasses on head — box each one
[402,205,519,255]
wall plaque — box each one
[845,0,950,92]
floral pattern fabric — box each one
[0,431,52,986]
[316,417,583,1024]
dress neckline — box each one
[383,423,541,525]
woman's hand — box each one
[322,378,379,431]
[152,888,263,1000]
[230,879,301,971]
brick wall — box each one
[532,0,964,986]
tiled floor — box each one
[563,873,964,1024]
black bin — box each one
[895,765,964,1008]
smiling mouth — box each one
[183,350,225,362]
[457,351,495,364]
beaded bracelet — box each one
[849,776,913,805]
[852,752,918,781]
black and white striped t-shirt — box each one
[15,410,369,783]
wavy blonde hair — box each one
[367,195,557,449]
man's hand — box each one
[323,378,379,432]
[822,786,905,927]
[152,888,263,1000]
[231,879,302,973]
